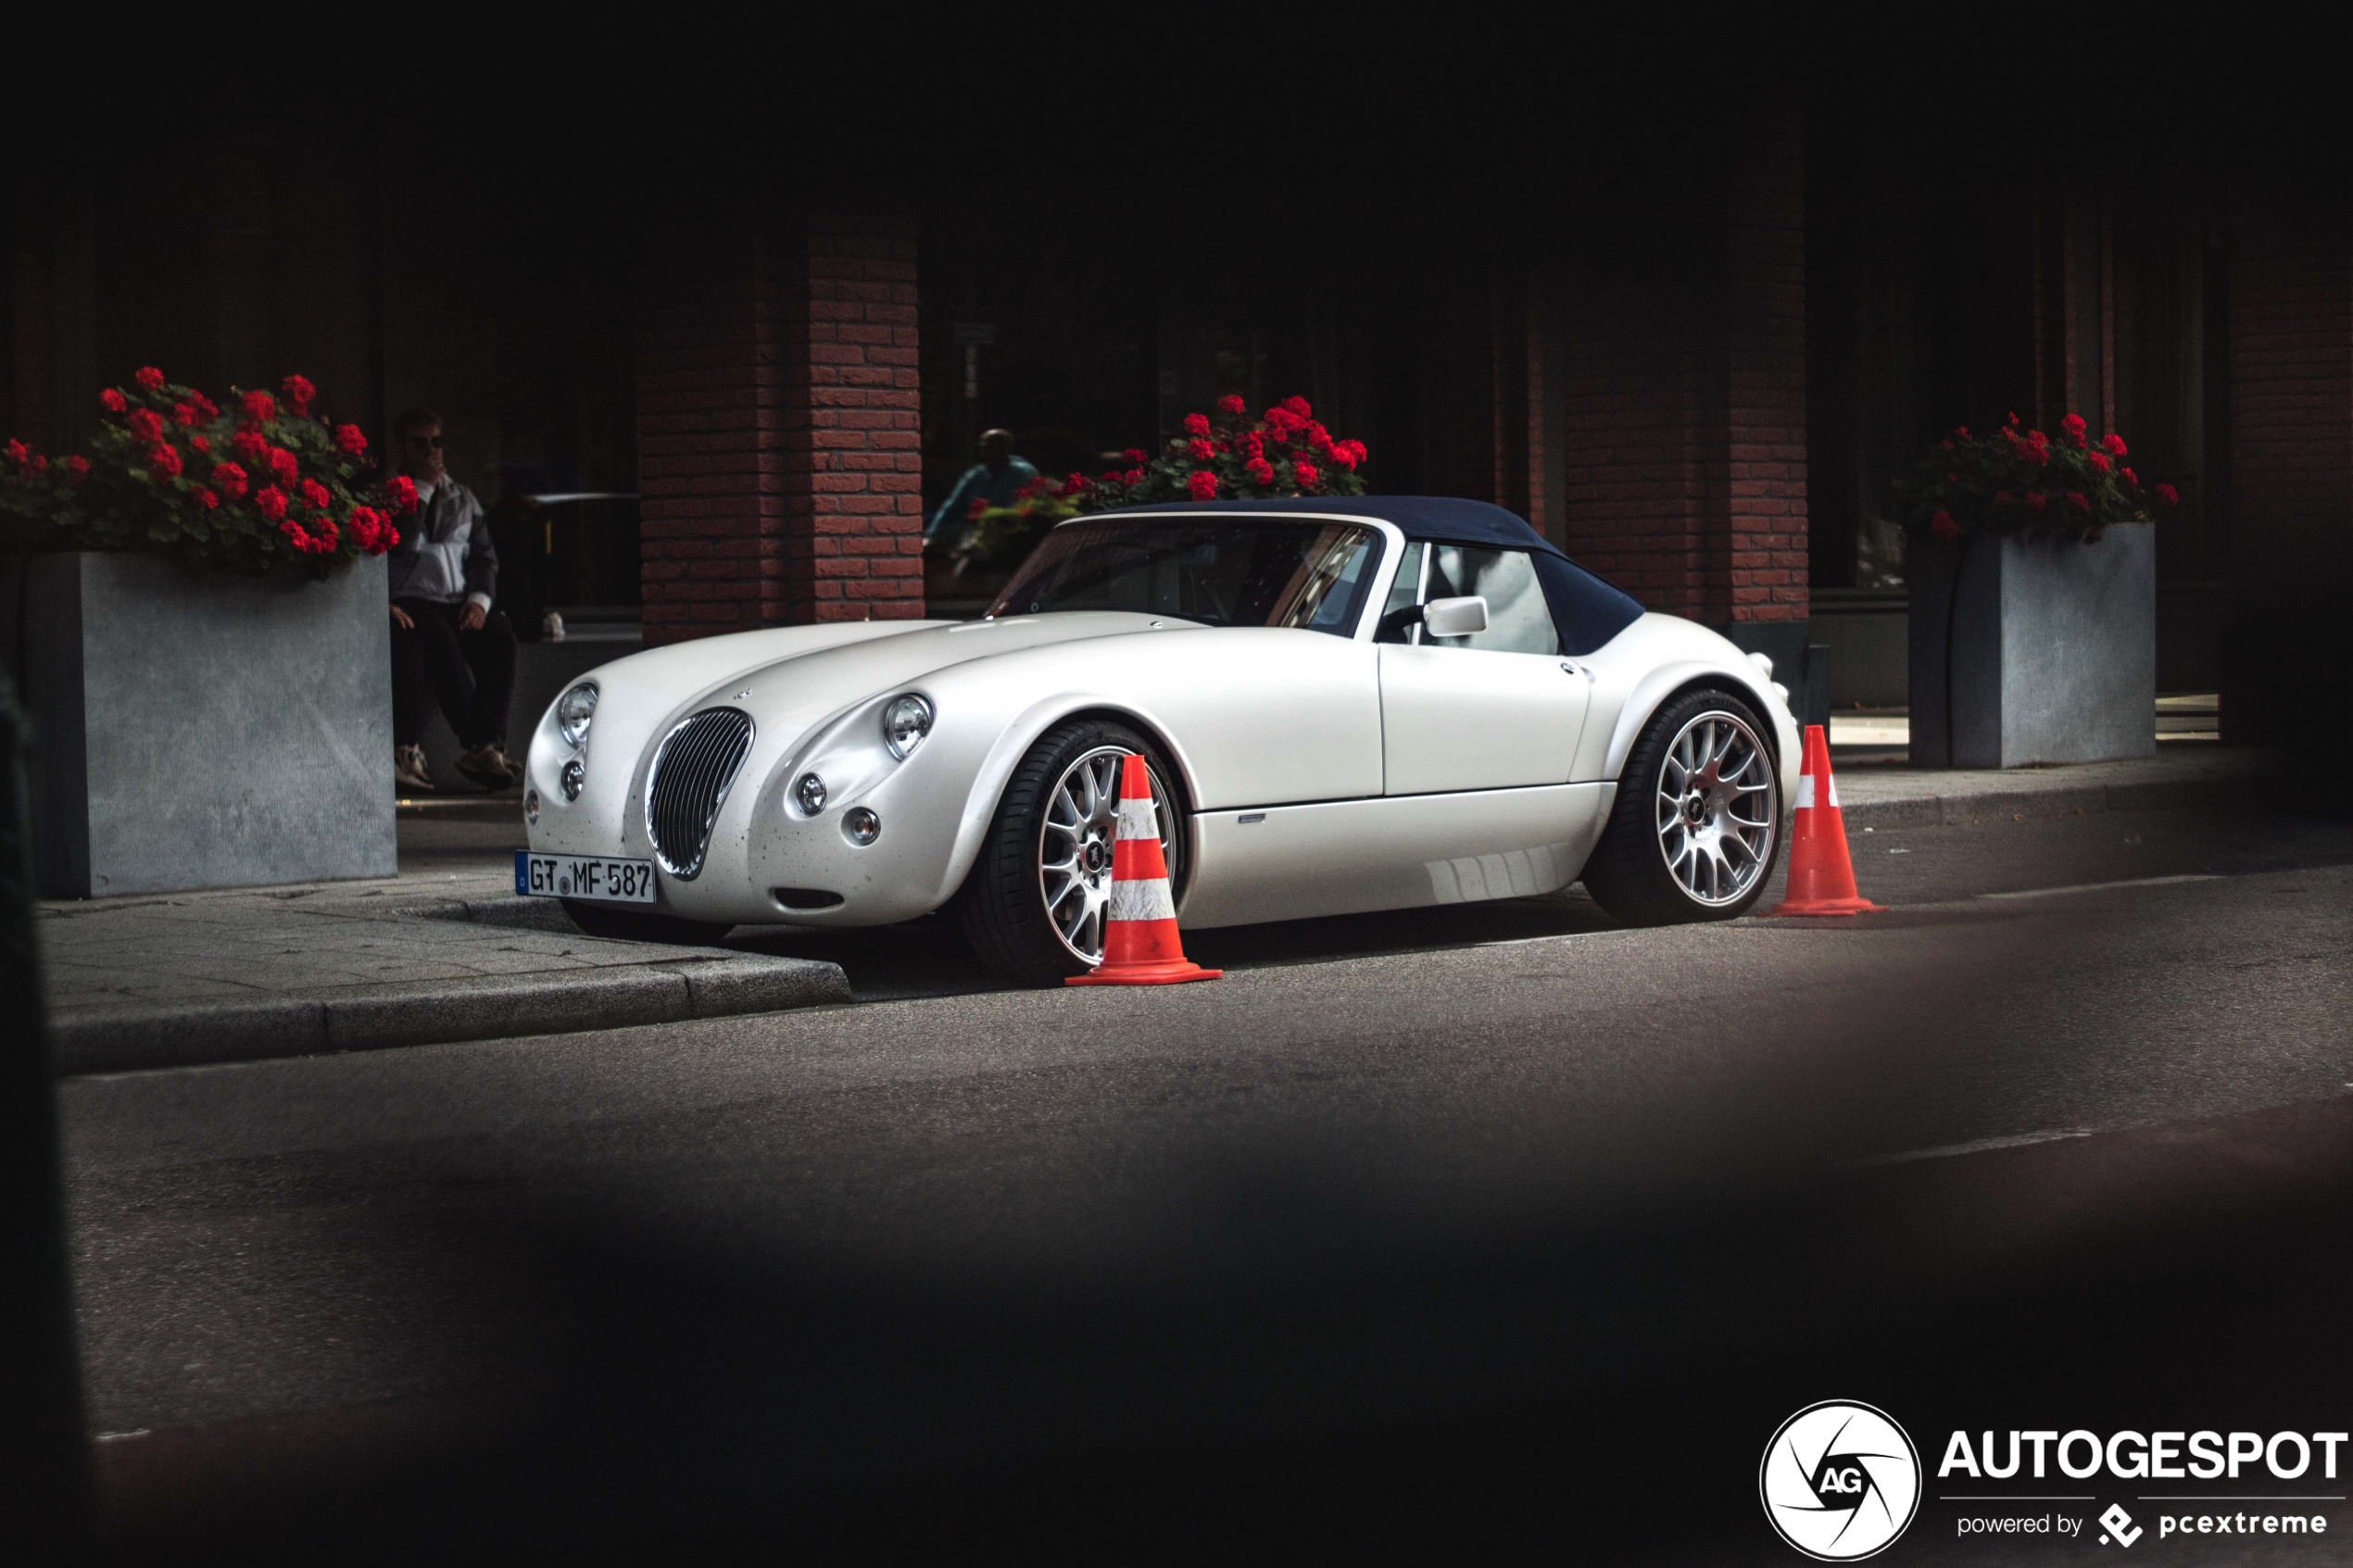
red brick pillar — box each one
[1554,131,1808,628]
[636,217,922,646]
[1715,137,1809,626]
[2222,204,2352,752]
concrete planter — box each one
[16,551,396,897]
[1907,525,2156,769]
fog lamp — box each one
[560,759,585,802]
[843,808,880,846]
[795,772,827,815]
[523,787,541,825]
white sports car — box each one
[517,498,1797,984]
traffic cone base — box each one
[1066,754,1222,986]
[1768,723,1886,918]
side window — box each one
[1424,546,1561,656]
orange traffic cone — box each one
[1065,753,1222,986]
[1768,724,1887,917]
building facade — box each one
[6,120,2344,748]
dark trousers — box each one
[392,597,515,749]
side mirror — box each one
[1420,596,1490,639]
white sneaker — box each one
[395,744,434,793]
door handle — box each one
[1559,661,1594,683]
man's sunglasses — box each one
[407,433,445,449]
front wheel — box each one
[1581,687,1781,924]
[958,718,1187,985]
[561,899,735,946]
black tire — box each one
[561,899,734,946]
[1580,686,1782,925]
[957,717,1189,986]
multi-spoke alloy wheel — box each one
[960,718,1189,985]
[1037,745,1176,964]
[1583,687,1783,924]
[1653,710,1777,906]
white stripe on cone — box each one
[1116,797,1157,839]
[1794,772,1838,811]
[1108,876,1176,922]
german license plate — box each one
[515,851,657,903]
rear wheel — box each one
[1581,687,1781,924]
[958,718,1187,985]
[560,900,734,946]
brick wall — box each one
[2222,205,2352,748]
[635,217,921,646]
[1553,131,1808,624]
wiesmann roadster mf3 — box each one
[517,497,1798,984]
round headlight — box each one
[882,694,934,759]
[555,682,598,748]
[560,759,585,802]
[795,772,827,815]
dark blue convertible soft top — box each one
[1115,496,1645,655]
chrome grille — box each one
[644,708,755,879]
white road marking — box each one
[1845,1128,2095,1169]
[1978,873,2221,900]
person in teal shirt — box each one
[925,429,1040,545]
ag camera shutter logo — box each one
[1760,1400,1922,1561]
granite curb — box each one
[51,953,850,1076]
[1836,769,2256,832]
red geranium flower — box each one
[231,428,270,463]
[1279,395,1312,420]
[134,366,167,393]
[267,446,300,485]
[187,392,219,421]
[145,444,183,478]
[384,474,419,514]
[254,486,289,521]
[2066,491,2091,513]
[1122,448,1147,464]
[127,408,165,443]
[1216,395,1246,417]
[2087,451,2110,475]
[1994,490,2014,505]
[211,461,249,499]
[1245,457,1275,486]
[2025,492,2047,514]
[2102,433,2127,458]
[1334,440,1365,470]
[240,389,277,425]
[1955,426,1970,441]
[334,423,368,457]
[1293,458,1320,488]
[2120,467,2136,485]
[66,455,90,484]
[2060,412,2087,446]
[195,488,219,510]
[298,478,332,509]
[1187,470,1218,501]
[2,438,28,468]
[190,434,210,453]
[172,401,197,426]
[1930,509,1960,540]
[281,374,316,414]
[1183,412,1212,438]
[2154,483,2179,507]
[100,387,128,414]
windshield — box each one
[987,517,1383,633]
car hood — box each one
[579,612,1181,758]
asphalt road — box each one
[59,801,2353,1556]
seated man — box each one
[386,408,519,792]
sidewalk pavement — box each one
[36,746,2266,1077]
[38,840,848,1076]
